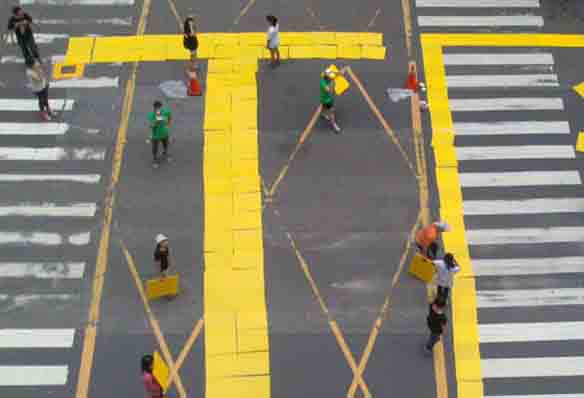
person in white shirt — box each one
[266,15,280,67]
[25,60,54,121]
[433,253,460,302]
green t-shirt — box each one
[320,77,334,105]
[148,108,171,140]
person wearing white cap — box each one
[154,234,170,276]
[415,220,451,259]
[320,68,342,133]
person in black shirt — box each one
[7,6,40,66]
[154,234,170,276]
[425,296,447,352]
[183,15,198,63]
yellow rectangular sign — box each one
[146,274,179,300]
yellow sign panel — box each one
[326,64,350,96]
[408,253,435,283]
[146,274,179,300]
[152,351,169,392]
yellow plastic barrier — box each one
[146,274,180,300]
[408,253,435,283]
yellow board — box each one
[152,351,169,392]
[146,274,180,300]
[577,131,584,152]
[408,253,435,283]
[573,81,584,97]
[326,64,350,96]
[52,63,85,80]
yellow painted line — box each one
[74,1,152,397]
[577,132,584,152]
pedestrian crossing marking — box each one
[0,329,75,348]
[0,365,68,386]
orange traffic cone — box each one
[405,65,418,93]
[188,75,202,96]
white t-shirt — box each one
[267,24,280,49]
[433,259,460,288]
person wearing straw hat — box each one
[154,234,170,276]
[415,221,451,260]
[320,67,341,133]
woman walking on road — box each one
[141,354,164,398]
[266,15,280,67]
[7,6,40,66]
[25,60,54,121]
[183,15,198,64]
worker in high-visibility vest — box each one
[415,221,450,260]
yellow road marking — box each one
[166,317,204,389]
[121,242,188,398]
[400,0,414,57]
[74,1,152,397]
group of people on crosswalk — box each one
[415,221,460,352]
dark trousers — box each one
[18,37,40,65]
[152,138,169,160]
[437,286,450,302]
[34,86,49,112]
[416,241,439,259]
[426,332,441,351]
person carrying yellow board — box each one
[320,67,342,134]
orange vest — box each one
[416,224,439,248]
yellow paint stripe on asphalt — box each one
[422,35,482,398]
[202,57,270,397]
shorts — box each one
[322,102,334,110]
[183,36,199,52]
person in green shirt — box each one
[320,69,341,133]
[147,101,172,167]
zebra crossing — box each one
[0,0,136,395]
[415,0,545,32]
[445,49,584,396]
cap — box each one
[324,68,336,79]
[155,234,168,244]
[433,221,451,232]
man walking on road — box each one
[148,101,172,168]
[320,68,342,133]
[7,6,40,66]
[425,297,447,353]
[415,221,450,259]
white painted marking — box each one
[456,146,575,160]
[0,232,90,246]
[0,329,74,348]
[477,288,584,308]
[0,147,105,161]
[0,203,96,217]
[482,357,584,378]
[1,55,64,64]
[443,53,553,65]
[0,123,69,136]
[418,16,544,27]
[447,74,558,88]
[37,17,133,26]
[416,0,540,7]
[0,294,75,308]
[450,98,564,111]
[467,226,584,245]
[0,262,85,279]
[0,174,100,183]
[0,99,74,112]
[464,198,584,215]
[459,171,581,187]
[454,121,570,136]
[50,77,119,89]
[0,366,68,386]
[479,322,584,343]
[473,257,584,276]
[3,33,69,44]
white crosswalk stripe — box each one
[418,16,544,27]
[0,366,69,386]
[472,257,584,276]
[0,147,106,160]
[479,322,584,343]
[0,99,75,111]
[0,203,97,217]
[459,171,581,187]
[453,121,570,136]
[0,262,85,279]
[447,74,558,88]
[456,145,575,160]
[450,98,564,112]
[416,0,540,7]
[443,53,554,66]
[0,123,69,135]
[482,357,584,378]
[0,329,75,348]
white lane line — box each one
[0,329,75,348]
[0,99,74,112]
[473,256,584,276]
[37,17,133,26]
[0,147,105,161]
[464,198,584,215]
[459,171,581,187]
[0,366,68,386]
[479,322,584,343]
[482,357,584,378]
[50,77,119,89]
[443,53,553,66]
[1,33,69,44]
[456,146,575,160]
[450,98,564,111]
[0,262,85,279]
[418,16,544,27]
[0,232,90,246]
[0,203,97,217]
[0,175,100,183]
[1,55,64,64]
[416,0,540,7]
[447,74,558,88]
[454,121,570,136]
[477,288,584,308]
[467,226,584,245]
[0,123,69,136]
